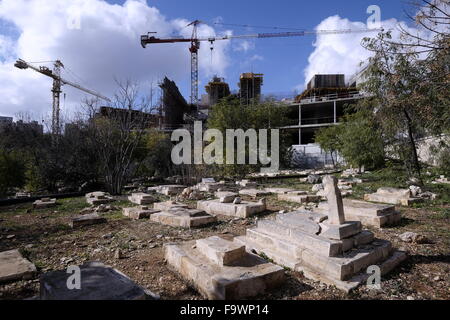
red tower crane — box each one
[141,21,381,105]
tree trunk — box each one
[403,108,423,185]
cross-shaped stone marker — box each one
[323,175,345,225]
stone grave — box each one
[364,187,423,206]
[197,198,266,218]
[40,262,158,300]
[238,189,272,198]
[123,206,159,220]
[128,192,156,205]
[235,175,407,292]
[157,185,186,196]
[153,200,188,211]
[164,235,285,299]
[85,191,114,206]
[150,208,216,228]
[264,187,296,194]
[314,199,401,228]
[278,191,321,203]
[236,179,257,188]
[32,198,57,209]
[0,249,37,283]
[70,213,106,228]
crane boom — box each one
[141,24,382,106]
[15,58,111,136]
[14,59,111,102]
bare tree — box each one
[84,79,156,194]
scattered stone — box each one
[114,249,124,259]
[236,179,257,188]
[156,185,186,196]
[312,184,323,193]
[409,185,422,197]
[233,197,242,204]
[6,234,15,239]
[153,201,188,211]
[40,262,158,300]
[278,191,320,204]
[164,236,284,299]
[0,249,37,283]
[399,232,428,244]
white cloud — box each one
[301,14,432,89]
[233,40,255,52]
[0,0,231,119]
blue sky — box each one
[0,0,418,118]
[122,0,412,97]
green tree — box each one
[0,151,26,196]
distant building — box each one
[281,73,366,168]
[205,76,230,107]
[0,116,13,126]
[239,72,263,105]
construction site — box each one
[0,0,449,308]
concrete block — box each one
[319,221,362,240]
[157,185,186,196]
[0,249,36,283]
[277,194,320,203]
[196,236,246,266]
[215,191,238,203]
[40,262,158,300]
[264,187,296,194]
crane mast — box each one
[14,59,111,136]
[141,22,382,106]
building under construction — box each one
[204,76,230,106]
[239,72,263,105]
[282,74,366,168]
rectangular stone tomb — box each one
[278,192,320,203]
[364,187,422,206]
[234,211,406,292]
[70,213,106,228]
[264,187,296,194]
[236,180,257,188]
[33,198,56,209]
[197,199,266,218]
[315,199,401,228]
[238,189,272,198]
[128,192,155,205]
[153,201,188,211]
[215,191,238,203]
[40,262,158,300]
[164,236,284,299]
[157,185,186,196]
[0,249,37,284]
[196,182,226,193]
[123,206,159,220]
[85,192,114,205]
[150,208,216,228]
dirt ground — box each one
[0,179,449,300]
